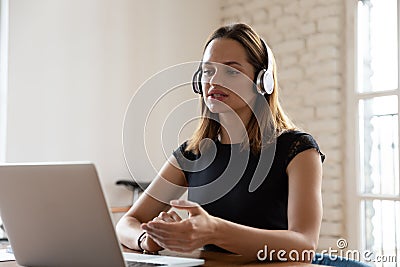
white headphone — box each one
[255,39,274,95]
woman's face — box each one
[201,38,257,115]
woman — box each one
[116,23,325,262]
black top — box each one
[172,130,325,251]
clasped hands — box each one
[141,199,217,253]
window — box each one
[352,0,400,265]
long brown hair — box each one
[186,23,295,155]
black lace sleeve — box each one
[172,141,198,170]
[286,134,325,167]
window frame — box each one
[345,0,360,250]
[346,0,400,255]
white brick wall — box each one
[220,0,346,250]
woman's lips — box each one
[207,90,228,101]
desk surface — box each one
[157,249,323,266]
[0,246,324,267]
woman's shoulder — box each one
[278,129,318,145]
[172,141,199,161]
[277,129,325,164]
[278,129,311,139]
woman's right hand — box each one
[141,210,182,252]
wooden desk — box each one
[156,249,324,266]
[0,245,324,266]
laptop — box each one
[0,162,204,267]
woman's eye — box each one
[227,69,240,75]
[202,69,215,76]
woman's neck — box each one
[218,109,252,144]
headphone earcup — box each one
[263,69,274,95]
[256,69,274,95]
[192,69,202,94]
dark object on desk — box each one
[0,224,7,241]
[115,180,150,204]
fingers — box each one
[141,207,199,253]
[145,227,196,253]
[170,199,199,208]
[155,212,173,223]
[142,221,191,244]
[142,222,174,238]
[154,210,182,223]
[168,210,182,222]
[141,223,184,251]
[170,199,203,216]
[144,219,190,233]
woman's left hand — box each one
[141,199,218,253]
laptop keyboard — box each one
[123,251,204,266]
[126,261,166,267]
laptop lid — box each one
[0,162,205,267]
[0,162,126,267]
